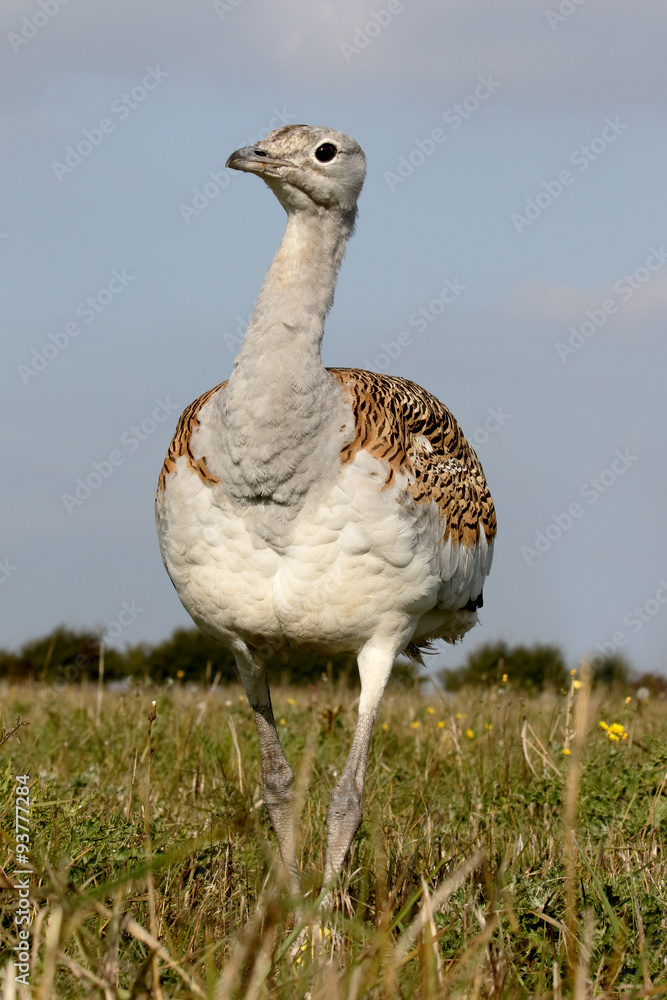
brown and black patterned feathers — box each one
[329,368,496,546]
[157,382,225,494]
[158,368,496,554]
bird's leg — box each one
[235,650,298,892]
[323,712,374,884]
[323,640,397,887]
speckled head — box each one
[226,124,367,216]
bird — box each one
[155,124,496,891]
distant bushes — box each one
[0,625,359,686]
[0,627,125,684]
[0,626,660,693]
[439,640,569,693]
[438,640,642,694]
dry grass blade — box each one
[2,963,16,1000]
[55,953,109,991]
[563,661,592,974]
[573,909,594,1000]
[122,917,206,997]
[394,849,484,962]
[36,906,62,1000]
[521,718,562,777]
[212,899,277,1000]
[228,715,244,794]
[420,875,445,987]
[0,718,30,749]
[144,699,162,1000]
[95,644,104,728]
[521,718,540,779]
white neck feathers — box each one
[233,205,354,376]
[212,204,354,510]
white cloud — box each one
[500,264,667,335]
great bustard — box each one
[156,124,496,889]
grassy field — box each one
[0,672,666,998]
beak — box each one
[226,145,291,174]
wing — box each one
[328,366,497,555]
[157,368,497,556]
[156,381,227,496]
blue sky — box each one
[2,0,666,677]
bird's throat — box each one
[235,206,351,374]
[218,207,353,506]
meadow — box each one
[0,672,666,999]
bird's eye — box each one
[315,143,337,163]
[253,149,268,157]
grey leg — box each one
[234,648,298,890]
[324,713,375,883]
[323,638,398,885]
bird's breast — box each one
[156,450,443,651]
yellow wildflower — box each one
[485,723,493,731]
[570,668,577,676]
[573,679,582,690]
[287,698,296,706]
[411,721,421,730]
[465,728,474,739]
[600,720,628,741]
[562,747,571,755]
[295,926,332,966]
[502,674,508,683]
[625,696,632,705]
[381,723,389,731]
[426,706,435,715]
[437,721,445,729]
[176,670,185,679]
[279,718,286,726]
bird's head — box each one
[226,124,366,217]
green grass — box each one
[0,674,666,998]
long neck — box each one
[217,206,354,508]
[232,205,354,379]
